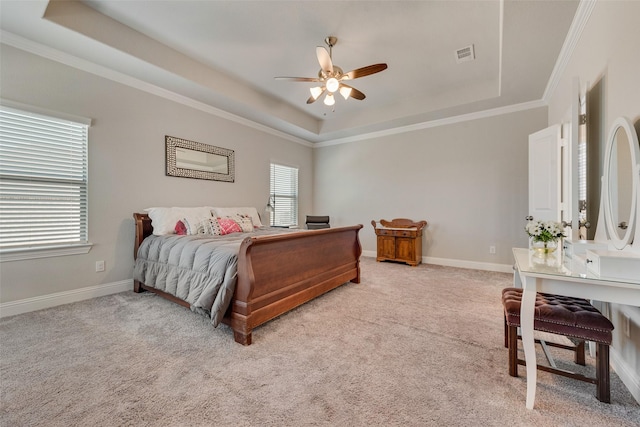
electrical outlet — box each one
[95,260,105,272]
[489,246,496,254]
[623,314,630,338]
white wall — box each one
[0,45,313,304]
[314,107,547,269]
[546,1,640,402]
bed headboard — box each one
[133,213,153,259]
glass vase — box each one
[530,238,558,257]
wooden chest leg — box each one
[233,330,252,346]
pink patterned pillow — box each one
[175,220,187,235]
[217,217,242,235]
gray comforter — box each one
[133,227,297,326]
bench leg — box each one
[504,315,508,348]
[596,342,610,403]
[575,340,586,366]
[508,324,518,377]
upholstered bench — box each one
[501,287,614,403]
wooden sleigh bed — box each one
[133,213,362,345]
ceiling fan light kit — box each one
[325,77,339,93]
[276,36,388,108]
[309,86,324,100]
[339,85,352,100]
[324,93,335,106]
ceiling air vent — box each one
[455,44,475,64]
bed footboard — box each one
[225,225,362,345]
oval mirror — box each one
[603,117,640,249]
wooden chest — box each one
[371,218,427,266]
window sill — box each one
[0,243,93,262]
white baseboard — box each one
[0,279,133,318]
[611,348,640,404]
[361,251,513,273]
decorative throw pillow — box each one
[212,207,263,227]
[175,220,187,235]
[181,217,223,236]
[234,214,254,232]
[181,216,201,235]
[199,217,223,236]
[217,217,242,235]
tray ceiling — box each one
[0,1,580,144]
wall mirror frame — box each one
[601,117,640,250]
[165,135,235,182]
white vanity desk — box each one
[512,247,640,409]
[515,114,640,409]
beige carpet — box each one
[1,257,639,426]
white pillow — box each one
[212,207,263,227]
[144,206,214,235]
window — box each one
[578,94,587,239]
[0,104,91,260]
[269,163,298,227]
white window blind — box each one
[270,163,298,227]
[578,100,587,204]
[0,105,89,252]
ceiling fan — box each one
[275,36,388,107]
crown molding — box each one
[542,0,596,102]
[0,31,313,148]
[315,99,547,148]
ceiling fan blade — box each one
[275,77,321,82]
[340,84,366,100]
[316,46,333,74]
[345,63,388,80]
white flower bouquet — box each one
[525,220,566,243]
[525,220,566,255]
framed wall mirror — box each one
[602,117,640,249]
[166,135,235,182]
